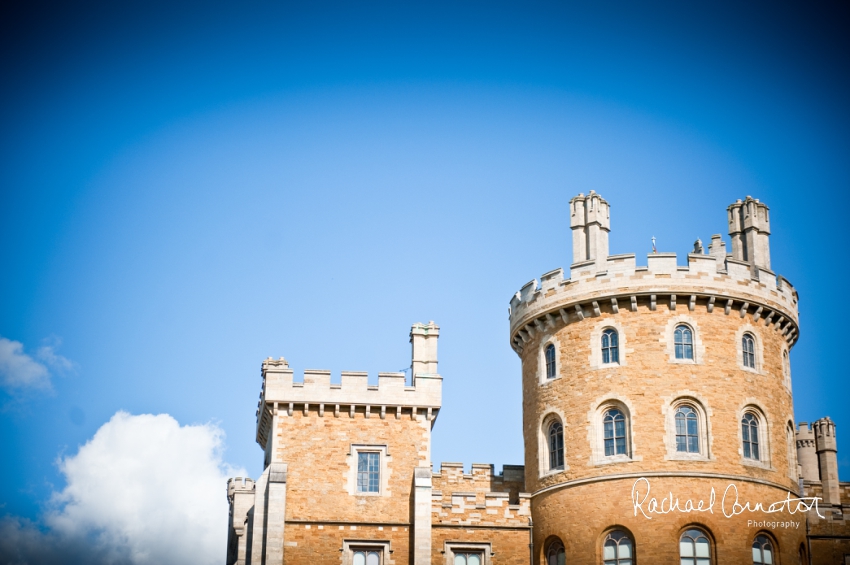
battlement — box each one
[508,194,799,354]
[255,324,443,449]
[431,463,530,527]
[797,422,815,444]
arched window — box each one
[603,409,627,456]
[783,350,791,387]
[674,325,694,360]
[675,406,700,453]
[679,529,711,565]
[742,413,760,460]
[546,540,565,565]
[545,344,557,379]
[743,333,756,369]
[602,329,619,364]
[548,420,564,470]
[603,530,633,565]
[752,534,774,565]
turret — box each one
[727,196,771,272]
[796,422,818,481]
[570,191,610,271]
[410,321,439,377]
[813,417,840,505]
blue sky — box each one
[1,1,849,561]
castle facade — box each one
[226,193,849,565]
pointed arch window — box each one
[602,329,619,364]
[603,409,627,456]
[675,406,700,453]
[679,529,711,565]
[546,540,565,565]
[545,344,556,379]
[674,325,694,360]
[742,413,760,460]
[743,333,756,369]
[548,420,564,471]
[603,530,633,565]
[752,534,774,565]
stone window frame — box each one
[345,444,392,497]
[538,334,562,385]
[442,541,492,565]
[734,323,764,374]
[538,409,569,477]
[588,395,641,466]
[782,348,792,390]
[752,531,779,565]
[589,318,628,370]
[662,316,705,365]
[599,526,636,565]
[342,540,392,565]
[786,419,798,480]
[663,395,712,462]
[677,524,715,565]
[737,402,771,470]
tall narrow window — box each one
[602,329,619,364]
[356,452,380,493]
[603,530,633,565]
[675,406,700,453]
[752,535,774,565]
[742,413,760,460]
[679,529,711,565]
[674,325,694,360]
[603,409,627,456]
[602,328,620,363]
[545,344,557,379]
[743,334,756,368]
[546,541,565,565]
[548,420,564,470]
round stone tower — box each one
[508,192,805,564]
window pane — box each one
[602,333,610,348]
[616,437,626,454]
[683,329,693,344]
[611,346,619,363]
[675,343,684,359]
[684,344,693,359]
[752,443,759,460]
[763,546,772,564]
[454,555,466,565]
[688,435,699,452]
[615,419,625,437]
[687,417,698,436]
[603,541,616,559]
[468,555,481,565]
[680,541,694,557]
[695,539,709,557]
[604,421,614,438]
[602,348,610,364]
[743,442,751,459]
[620,538,632,557]
[366,553,380,565]
[353,553,366,565]
[753,547,762,563]
[676,436,687,452]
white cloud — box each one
[0,336,73,393]
[0,412,247,565]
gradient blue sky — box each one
[2,0,849,525]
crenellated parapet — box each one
[431,463,530,527]
[508,195,800,354]
[255,323,443,450]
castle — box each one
[226,193,849,565]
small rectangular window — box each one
[357,452,380,493]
